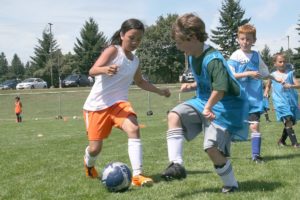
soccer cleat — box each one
[131,174,153,187]
[293,143,300,148]
[222,186,238,193]
[252,155,264,164]
[161,162,187,181]
[84,160,99,178]
[277,139,287,147]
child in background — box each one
[15,96,22,123]
[228,24,275,163]
[82,18,171,187]
[161,13,248,193]
[263,82,271,122]
[264,53,300,148]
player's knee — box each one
[88,145,102,156]
[167,111,180,126]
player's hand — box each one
[160,88,171,97]
[180,83,194,92]
[283,83,292,89]
[247,71,261,79]
[202,108,216,121]
[105,64,119,76]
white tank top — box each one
[83,45,139,111]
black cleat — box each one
[252,155,264,164]
[277,139,287,147]
[161,162,186,181]
[293,143,300,148]
[222,186,238,193]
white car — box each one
[16,78,48,90]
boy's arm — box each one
[203,90,224,120]
[264,79,272,98]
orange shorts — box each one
[83,102,136,141]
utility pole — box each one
[287,35,291,63]
[48,22,54,88]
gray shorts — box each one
[171,103,232,156]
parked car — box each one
[62,74,90,87]
[16,78,47,90]
[179,68,195,83]
[0,79,21,90]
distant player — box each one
[161,13,248,193]
[264,53,300,148]
[82,18,170,187]
[228,24,280,163]
[15,96,22,123]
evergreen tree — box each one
[136,14,184,83]
[293,15,300,75]
[260,45,272,70]
[74,18,107,74]
[0,52,9,81]
[10,54,25,79]
[31,29,59,86]
[210,0,250,58]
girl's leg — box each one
[84,140,103,178]
[122,115,153,186]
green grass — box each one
[1,86,300,200]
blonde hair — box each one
[171,13,208,42]
[238,24,256,40]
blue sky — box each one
[0,0,299,63]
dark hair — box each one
[15,96,20,100]
[110,18,145,45]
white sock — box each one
[215,160,238,188]
[167,128,184,165]
[84,146,97,167]
[128,138,142,176]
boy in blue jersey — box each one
[264,53,300,148]
[228,24,277,163]
[161,13,248,193]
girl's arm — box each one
[283,76,300,89]
[89,46,119,77]
[134,67,170,97]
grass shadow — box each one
[174,180,283,198]
[151,170,211,183]
[264,152,300,161]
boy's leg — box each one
[249,113,263,163]
[204,122,238,192]
[162,104,202,181]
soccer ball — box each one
[101,162,132,192]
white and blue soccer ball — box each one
[101,162,132,192]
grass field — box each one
[1,85,300,200]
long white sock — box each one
[215,160,238,188]
[128,138,142,176]
[84,146,97,167]
[167,128,184,165]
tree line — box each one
[1,0,300,86]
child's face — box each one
[121,29,143,52]
[274,56,286,71]
[175,36,201,56]
[237,33,256,53]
